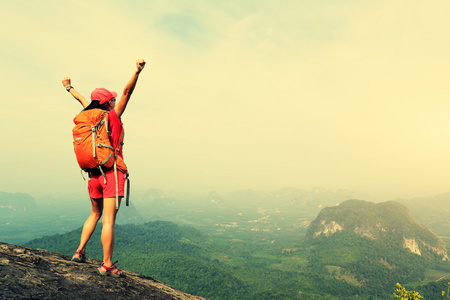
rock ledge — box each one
[0,242,205,300]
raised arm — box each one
[62,77,89,108]
[114,59,146,118]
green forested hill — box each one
[305,200,449,296]
[307,200,447,256]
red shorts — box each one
[88,169,126,199]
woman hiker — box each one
[62,59,146,277]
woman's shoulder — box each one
[108,109,123,126]
[108,109,119,121]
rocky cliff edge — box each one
[0,242,205,300]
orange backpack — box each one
[72,109,129,208]
[73,109,115,170]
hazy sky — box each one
[1,0,449,201]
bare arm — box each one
[114,59,146,118]
[62,77,89,108]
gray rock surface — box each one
[0,242,205,300]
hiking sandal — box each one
[97,261,126,278]
[71,251,86,263]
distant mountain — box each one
[396,192,450,238]
[116,201,146,224]
[305,199,448,294]
[0,191,36,213]
[132,188,178,207]
[208,187,368,210]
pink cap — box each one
[91,88,118,104]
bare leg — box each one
[75,197,103,255]
[100,196,122,269]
